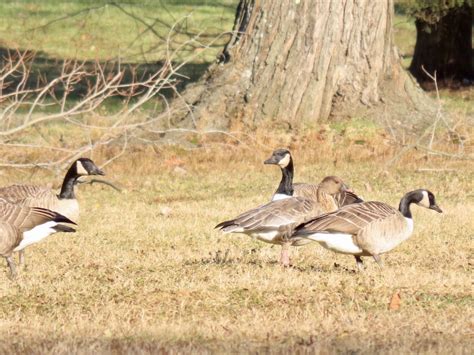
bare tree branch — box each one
[0,19,242,170]
[381,66,471,171]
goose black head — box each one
[264,149,292,168]
[413,189,442,213]
[74,158,105,177]
[318,176,350,195]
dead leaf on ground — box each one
[164,156,185,168]
[388,291,401,311]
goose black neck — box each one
[398,193,415,219]
[59,165,78,199]
[276,159,294,196]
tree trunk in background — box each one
[174,0,433,131]
[409,3,473,87]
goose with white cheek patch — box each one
[264,148,363,206]
[0,199,76,279]
[215,176,355,266]
[293,189,442,270]
[0,158,104,265]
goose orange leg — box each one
[280,243,291,267]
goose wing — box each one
[0,200,76,232]
[0,221,21,255]
[293,183,319,200]
[295,201,398,236]
[333,190,364,207]
[0,184,52,204]
[216,197,318,233]
[294,183,363,207]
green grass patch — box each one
[0,0,238,63]
[330,117,381,140]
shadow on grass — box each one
[1,333,471,354]
[184,249,360,274]
[0,46,211,99]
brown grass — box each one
[0,142,472,354]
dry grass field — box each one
[0,146,472,353]
[0,1,472,353]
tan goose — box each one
[215,176,355,266]
[264,148,363,206]
[0,158,104,264]
[293,189,442,269]
[0,199,76,279]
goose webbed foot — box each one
[6,256,17,280]
[373,254,384,268]
[355,255,365,271]
[280,243,291,267]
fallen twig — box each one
[415,168,457,172]
[76,178,122,192]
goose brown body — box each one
[0,185,80,221]
[216,176,352,245]
[294,189,442,269]
[216,176,357,266]
[297,201,410,255]
[0,158,103,265]
[0,158,104,221]
[216,196,323,245]
[265,149,363,207]
[0,200,76,278]
[293,183,363,209]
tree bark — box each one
[409,3,473,87]
[173,0,433,131]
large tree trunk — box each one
[173,0,433,131]
[409,3,473,87]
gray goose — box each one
[215,176,354,266]
[0,158,104,264]
[0,199,76,279]
[264,148,363,206]
[293,189,442,270]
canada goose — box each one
[264,149,363,206]
[293,189,442,270]
[0,199,76,279]
[0,158,103,264]
[215,176,354,266]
